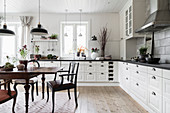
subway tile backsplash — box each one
[154,28,170,63]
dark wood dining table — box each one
[0,67,63,113]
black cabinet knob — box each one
[152,76,156,79]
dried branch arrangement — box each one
[98,26,111,57]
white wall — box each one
[1,13,120,59]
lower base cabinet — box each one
[148,87,162,113]
[163,97,170,113]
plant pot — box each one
[91,52,99,60]
[19,60,28,70]
[34,54,41,60]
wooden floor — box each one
[75,86,148,113]
[4,86,148,113]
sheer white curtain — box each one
[0,16,3,28]
[20,16,33,49]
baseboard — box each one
[77,82,120,86]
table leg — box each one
[24,79,30,113]
[41,74,45,99]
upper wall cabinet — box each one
[120,0,146,39]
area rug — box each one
[0,92,79,113]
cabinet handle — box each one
[126,68,128,70]
[101,73,104,75]
[136,71,139,74]
[152,92,156,96]
[126,78,128,80]
[89,73,92,75]
[89,65,92,67]
[136,83,139,86]
[152,68,156,71]
[136,65,138,67]
[126,63,128,65]
[101,65,104,67]
[152,76,156,79]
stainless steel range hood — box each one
[136,0,170,33]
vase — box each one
[19,60,28,70]
[91,52,99,60]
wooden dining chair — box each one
[46,62,79,113]
[14,60,40,102]
[0,80,17,113]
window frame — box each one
[60,21,89,57]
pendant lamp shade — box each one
[30,0,48,35]
[30,23,48,35]
[0,0,15,36]
[0,24,15,36]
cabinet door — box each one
[148,67,162,77]
[85,72,96,81]
[148,87,162,113]
[163,78,170,98]
[163,97,170,113]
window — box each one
[0,23,21,65]
[61,22,88,57]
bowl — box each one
[146,58,160,64]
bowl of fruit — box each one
[1,62,15,71]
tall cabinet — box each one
[119,0,146,60]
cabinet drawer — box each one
[96,72,108,81]
[84,64,95,72]
[163,78,170,98]
[131,70,147,86]
[163,97,170,113]
[96,63,108,72]
[163,70,170,80]
[129,63,147,73]
[149,74,162,93]
[84,73,95,81]
[148,67,162,77]
[148,87,162,113]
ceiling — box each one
[0,0,128,13]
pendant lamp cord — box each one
[79,9,82,33]
[39,0,40,24]
[4,0,6,24]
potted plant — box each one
[50,34,58,39]
[91,48,99,59]
[139,47,148,63]
[19,45,28,69]
[34,45,41,60]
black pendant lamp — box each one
[0,0,15,36]
[30,0,48,35]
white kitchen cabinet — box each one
[96,72,108,81]
[163,78,170,99]
[120,0,146,39]
[130,78,147,103]
[148,87,162,113]
[163,97,170,113]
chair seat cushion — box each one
[15,77,38,84]
[0,90,16,104]
[48,80,74,89]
